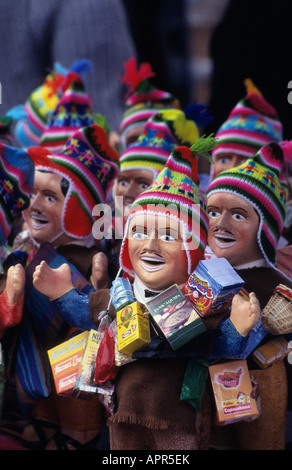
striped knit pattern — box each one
[120,109,200,177]
[120,81,180,151]
[120,145,208,276]
[40,72,95,152]
[14,69,65,147]
[212,91,283,161]
[28,124,119,239]
[207,142,288,266]
[0,143,34,245]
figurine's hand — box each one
[91,252,108,290]
[6,264,25,305]
[230,292,260,336]
[33,260,73,301]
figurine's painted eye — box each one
[207,209,221,218]
[232,212,246,221]
[160,234,175,242]
[132,231,148,240]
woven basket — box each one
[261,284,292,335]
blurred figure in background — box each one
[0,0,136,132]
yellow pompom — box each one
[159,109,199,147]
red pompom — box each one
[120,57,155,91]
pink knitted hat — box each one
[212,79,283,161]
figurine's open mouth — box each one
[30,213,49,229]
[213,232,236,248]
[139,254,165,272]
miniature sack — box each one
[261,284,292,335]
[95,321,119,383]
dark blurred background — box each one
[124,0,292,139]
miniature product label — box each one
[47,331,89,395]
[73,330,104,397]
[117,301,150,356]
[209,360,259,425]
[146,284,206,350]
[182,258,244,317]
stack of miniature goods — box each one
[112,278,151,356]
[261,284,292,335]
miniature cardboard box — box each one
[117,301,150,356]
[209,360,259,425]
[47,331,89,396]
[251,336,292,369]
[182,257,244,317]
[73,329,104,398]
[146,284,206,350]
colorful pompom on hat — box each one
[28,124,119,240]
[39,69,95,152]
[119,57,181,151]
[211,79,283,161]
[207,141,290,266]
[120,135,217,276]
[14,65,67,148]
[0,143,35,245]
[119,105,213,178]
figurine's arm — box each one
[0,264,25,338]
[52,288,96,331]
[209,292,261,360]
[33,261,96,331]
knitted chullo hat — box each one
[14,66,66,148]
[120,135,217,276]
[207,141,290,266]
[39,70,95,152]
[0,143,34,245]
[0,116,14,146]
[211,79,283,161]
[119,104,213,178]
[119,57,181,151]
[28,124,119,240]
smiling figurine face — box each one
[207,192,262,266]
[128,213,188,291]
[24,170,68,245]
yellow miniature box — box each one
[117,301,150,356]
[47,331,89,395]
